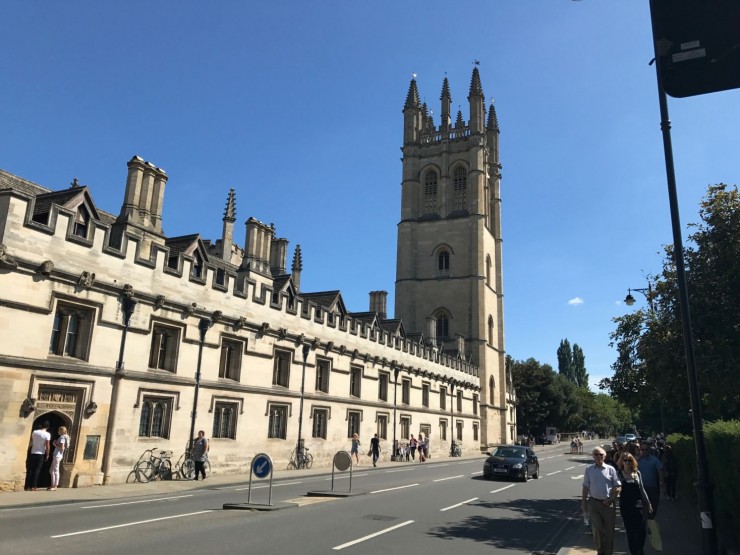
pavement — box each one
[2,449,704,555]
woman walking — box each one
[619,453,652,555]
[192,430,209,480]
[48,426,70,491]
[351,433,361,465]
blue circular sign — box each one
[252,453,272,479]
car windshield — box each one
[493,447,525,459]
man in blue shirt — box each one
[582,446,622,555]
[638,442,664,517]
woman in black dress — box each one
[618,453,653,555]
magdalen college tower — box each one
[395,67,514,446]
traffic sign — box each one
[252,454,272,479]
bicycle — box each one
[288,446,313,470]
[450,443,462,457]
[135,449,173,482]
[177,450,211,480]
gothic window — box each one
[138,396,172,438]
[402,378,411,404]
[273,350,291,388]
[452,166,467,212]
[486,255,492,287]
[377,414,388,440]
[378,371,389,402]
[315,358,330,393]
[347,410,361,438]
[422,383,430,407]
[219,338,243,381]
[312,408,328,439]
[440,386,447,410]
[434,310,450,341]
[149,324,180,372]
[350,365,362,397]
[473,422,479,442]
[457,390,463,412]
[456,420,463,441]
[268,404,288,439]
[440,419,448,441]
[438,250,450,272]
[473,394,479,416]
[423,170,438,215]
[49,302,93,360]
[488,315,494,345]
[400,416,410,439]
[212,401,238,439]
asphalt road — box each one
[1,444,593,555]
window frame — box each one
[49,301,94,360]
[347,410,361,438]
[273,349,292,388]
[422,383,430,408]
[138,395,173,438]
[315,357,331,393]
[376,413,388,440]
[350,365,362,398]
[401,378,411,405]
[400,416,410,439]
[312,407,329,439]
[212,401,238,439]
[440,419,448,441]
[148,323,181,372]
[439,386,447,410]
[378,371,389,402]
[219,337,243,381]
[268,404,289,439]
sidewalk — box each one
[558,495,702,554]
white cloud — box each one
[568,297,584,306]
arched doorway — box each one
[27,412,70,489]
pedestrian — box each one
[351,432,360,465]
[637,442,663,517]
[423,434,430,460]
[48,425,70,491]
[409,434,417,461]
[417,433,426,462]
[582,446,622,555]
[191,430,209,480]
[370,433,380,467]
[619,453,652,555]
[661,444,678,500]
[25,421,50,491]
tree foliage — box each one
[557,339,574,382]
[601,184,740,431]
[572,343,589,389]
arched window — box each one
[452,166,467,211]
[486,255,492,287]
[438,250,450,272]
[489,376,495,406]
[488,315,494,345]
[435,312,450,341]
[423,170,438,215]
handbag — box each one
[367,449,372,457]
[647,519,663,551]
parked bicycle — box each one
[135,449,174,482]
[288,446,313,470]
[450,442,462,457]
[177,448,211,480]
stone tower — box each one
[395,67,510,448]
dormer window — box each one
[215,268,225,286]
[191,253,203,279]
[73,206,90,239]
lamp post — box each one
[624,284,655,312]
[102,293,137,484]
[189,317,211,454]
[391,366,400,461]
[449,381,456,456]
[296,344,310,460]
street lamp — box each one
[102,292,137,484]
[624,284,655,311]
[391,366,400,461]
[189,317,211,454]
[449,380,456,456]
[296,344,310,461]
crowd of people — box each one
[582,433,678,555]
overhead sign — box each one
[650,0,740,97]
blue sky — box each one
[2,1,737,391]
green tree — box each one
[509,357,558,434]
[572,343,589,389]
[557,339,574,382]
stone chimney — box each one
[369,290,387,319]
[270,237,289,276]
[242,217,274,275]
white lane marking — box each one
[235,481,303,491]
[332,520,415,550]
[326,473,368,480]
[565,466,576,470]
[51,510,212,538]
[385,468,414,473]
[433,475,464,483]
[440,497,478,512]
[427,463,451,468]
[547,470,562,476]
[470,471,483,476]
[81,495,193,509]
[490,484,516,494]
[572,475,584,480]
[457,460,478,465]
[370,483,419,494]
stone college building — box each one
[0,68,515,490]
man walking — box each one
[25,421,50,491]
[370,433,380,467]
[638,442,664,517]
[409,434,417,461]
[582,446,622,555]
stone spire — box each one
[291,244,303,292]
[467,67,485,134]
[440,77,451,131]
[223,188,236,222]
[455,110,465,128]
[220,188,236,262]
[468,66,484,99]
[404,78,421,109]
[487,101,499,132]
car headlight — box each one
[512,463,523,469]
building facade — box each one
[0,68,513,491]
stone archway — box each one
[27,412,70,489]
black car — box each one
[483,445,539,481]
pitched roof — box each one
[0,168,51,197]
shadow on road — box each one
[428,496,580,552]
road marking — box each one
[370,483,419,494]
[470,471,483,476]
[547,470,562,476]
[326,473,368,480]
[332,520,415,550]
[565,466,576,470]
[571,475,584,480]
[433,475,464,482]
[490,484,516,494]
[385,468,414,473]
[81,495,193,509]
[235,481,303,491]
[51,510,213,538]
[427,463,450,468]
[440,497,478,512]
